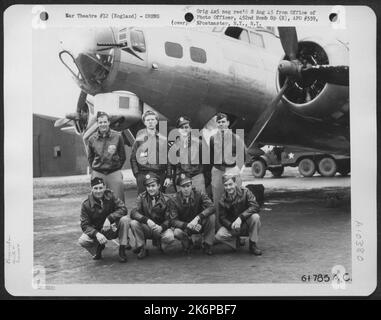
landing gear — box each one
[298,158,316,177]
[251,160,266,178]
[318,157,337,177]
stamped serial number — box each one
[301,271,351,283]
[301,274,331,282]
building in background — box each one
[33,114,131,177]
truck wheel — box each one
[318,157,337,177]
[251,160,266,178]
[298,158,316,177]
[270,167,284,178]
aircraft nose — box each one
[59,27,116,94]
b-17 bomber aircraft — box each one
[55,25,350,159]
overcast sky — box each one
[33,28,81,118]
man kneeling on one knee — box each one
[78,177,129,262]
[170,173,216,255]
[215,174,262,255]
[130,173,175,259]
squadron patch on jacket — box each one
[108,144,117,155]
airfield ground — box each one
[34,167,351,284]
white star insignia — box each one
[288,153,294,159]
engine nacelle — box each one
[80,91,142,141]
[277,37,349,119]
[93,90,142,128]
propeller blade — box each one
[54,118,72,127]
[65,112,80,121]
[300,65,349,86]
[81,136,89,157]
[278,27,298,60]
[77,90,88,111]
[60,126,78,134]
[248,79,290,149]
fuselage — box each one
[60,26,350,154]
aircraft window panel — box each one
[225,26,250,44]
[190,47,207,63]
[250,32,265,48]
[238,30,250,43]
[119,33,127,41]
[165,42,183,59]
[119,96,130,109]
[131,30,146,53]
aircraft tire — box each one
[251,160,266,178]
[298,158,316,177]
[270,167,284,178]
[318,157,337,177]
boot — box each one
[137,246,148,259]
[181,236,193,254]
[249,241,262,256]
[118,245,128,263]
[235,236,245,249]
[93,244,105,260]
[202,242,213,256]
[132,246,141,254]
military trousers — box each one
[78,215,130,256]
[130,219,175,250]
[173,214,216,246]
[215,214,261,249]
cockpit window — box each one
[250,32,265,48]
[131,30,146,53]
[225,26,250,43]
[118,28,128,42]
[239,30,250,43]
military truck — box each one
[246,145,350,178]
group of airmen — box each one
[78,110,262,263]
